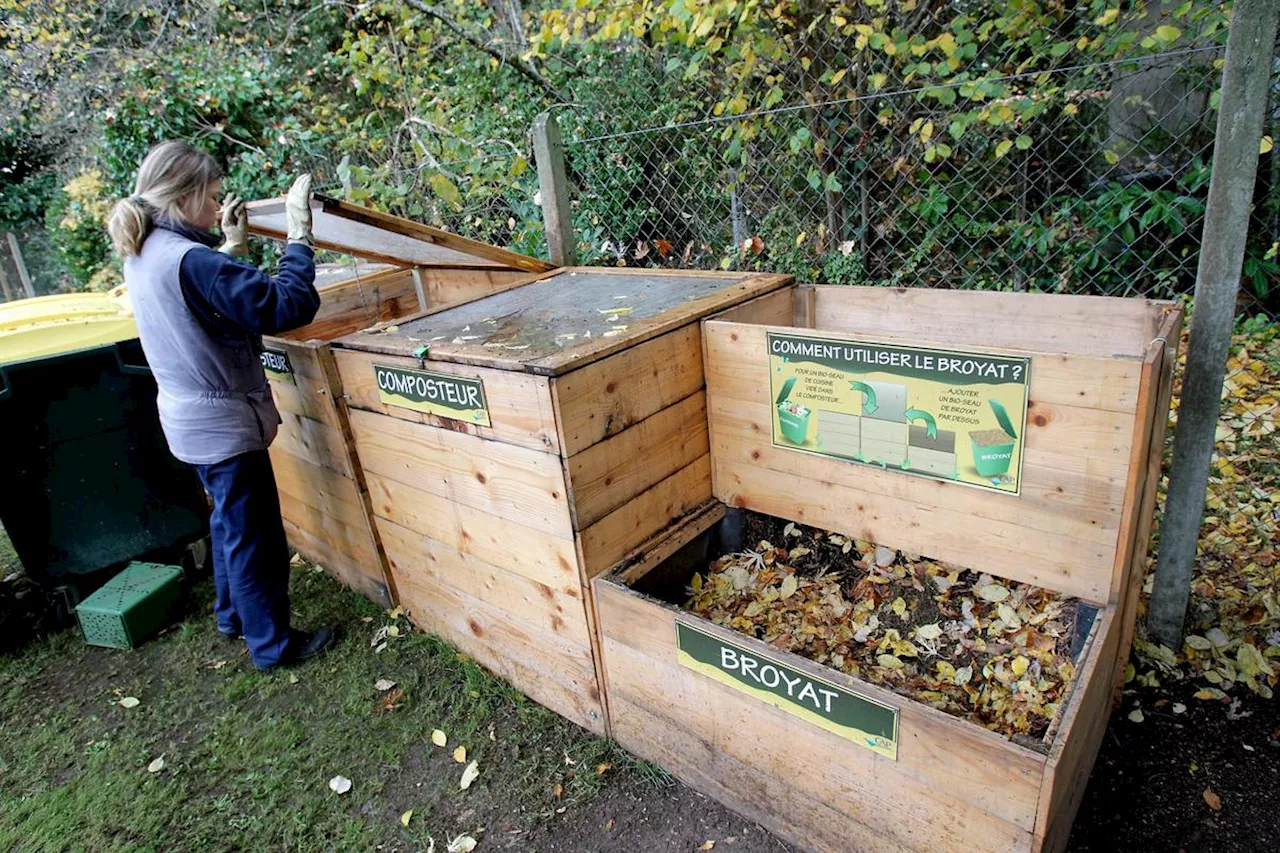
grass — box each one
[0,546,660,852]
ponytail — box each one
[108,196,154,258]
[107,141,224,259]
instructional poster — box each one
[768,332,1030,495]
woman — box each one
[108,140,336,670]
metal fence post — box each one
[5,232,35,298]
[1147,0,1279,649]
[533,112,576,267]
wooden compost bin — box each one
[595,285,1181,853]
[331,269,792,733]
[246,197,552,607]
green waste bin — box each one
[0,296,208,588]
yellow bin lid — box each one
[0,288,138,365]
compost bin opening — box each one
[624,507,1099,748]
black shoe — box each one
[219,631,243,645]
[279,626,338,667]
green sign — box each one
[374,364,491,427]
[260,348,294,385]
[675,618,899,759]
[769,332,1030,494]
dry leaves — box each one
[1203,787,1222,811]
[374,678,396,692]
[453,746,467,764]
[1134,323,1280,701]
[401,810,414,827]
[447,835,477,853]
[685,520,1079,738]
[459,760,480,790]
[147,756,165,773]
[329,775,352,794]
[118,697,140,709]
[432,729,448,747]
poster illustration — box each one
[768,333,1030,494]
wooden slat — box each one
[379,518,604,733]
[812,286,1168,359]
[421,267,543,307]
[578,455,714,579]
[334,348,560,454]
[715,458,1113,603]
[1113,307,1183,695]
[269,368,343,428]
[704,319,1145,416]
[708,396,1127,542]
[596,578,1045,851]
[269,446,370,532]
[377,517,589,644]
[552,323,706,457]
[1034,609,1121,852]
[277,268,418,342]
[270,409,354,479]
[312,196,555,273]
[349,408,574,538]
[282,517,391,609]
[566,391,710,530]
[365,471,578,591]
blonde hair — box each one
[107,141,223,257]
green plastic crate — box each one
[75,561,183,649]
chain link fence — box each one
[549,29,1278,465]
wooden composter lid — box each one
[336,268,793,377]
[246,194,553,274]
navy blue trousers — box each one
[194,449,292,668]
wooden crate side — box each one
[551,324,705,457]
[704,319,1146,416]
[812,286,1166,359]
[709,396,1130,538]
[421,267,542,307]
[365,470,578,591]
[1113,308,1183,694]
[1033,608,1122,853]
[271,409,354,479]
[697,284,797,328]
[578,455,713,579]
[704,322,1144,602]
[596,580,1044,851]
[565,391,710,530]
[277,268,419,342]
[282,517,390,608]
[269,366,344,429]
[335,348,561,455]
[349,408,574,538]
[379,518,604,733]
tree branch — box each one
[402,0,567,103]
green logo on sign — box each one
[675,618,898,759]
[261,348,294,385]
[374,364,491,427]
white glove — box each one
[285,174,314,246]
[218,194,248,256]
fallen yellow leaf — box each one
[400,810,414,827]
[1203,787,1222,811]
[453,746,467,764]
[432,729,447,747]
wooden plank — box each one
[812,286,1170,360]
[337,270,792,376]
[715,457,1113,603]
[335,348,560,454]
[270,409,354,479]
[704,319,1145,416]
[349,408,574,538]
[566,391,710,530]
[708,395,1128,542]
[596,579,1045,850]
[377,517,589,645]
[1034,609,1121,853]
[269,368,343,428]
[698,284,796,327]
[552,323,706,457]
[365,470,578,591]
[282,517,391,609]
[269,446,369,532]
[1114,307,1183,694]
[578,455,714,579]
[422,267,543,308]
[312,195,555,273]
[380,518,604,733]
[276,268,419,342]
[534,113,576,267]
